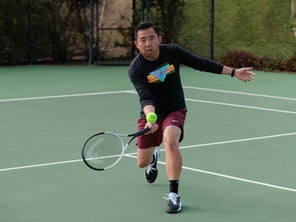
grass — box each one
[179,0,295,60]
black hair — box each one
[134,22,160,39]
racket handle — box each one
[132,128,150,137]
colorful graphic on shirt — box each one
[147,63,175,83]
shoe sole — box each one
[165,200,182,214]
[165,204,182,214]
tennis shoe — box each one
[145,148,160,183]
[165,192,182,214]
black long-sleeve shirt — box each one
[128,44,224,119]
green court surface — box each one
[0,65,295,222]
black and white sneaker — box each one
[145,148,160,183]
[165,192,182,214]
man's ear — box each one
[158,35,162,44]
[134,40,138,48]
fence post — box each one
[89,0,94,65]
[146,0,150,22]
[210,0,215,60]
[28,0,34,64]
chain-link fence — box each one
[0,0,137,65]
[1,0,295,69]
[94,0,134,64]
[0,0,93,65]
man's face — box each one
[134,27,162,61]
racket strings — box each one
[83,133,123,170]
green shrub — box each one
[220,50,294,72]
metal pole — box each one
[28,0,34,64]
[95,0,99,63]
[89,0,94,65]
[146,0,150,22]
[141,0,144,21]
[210,0,215,60]
[132,0,136,56]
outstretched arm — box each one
[222,66,256,82]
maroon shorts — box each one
[136,109,187,149]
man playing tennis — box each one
[128,22,256,214]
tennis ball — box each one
[146,112,157,123]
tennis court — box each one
[0,65,295,222]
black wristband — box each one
[231,68,235,78]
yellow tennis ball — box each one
[146,112,157,123]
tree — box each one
[136,0,185,43]
[151,0,185,43]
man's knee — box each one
[163,126,181,151]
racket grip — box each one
[133,128,150,137]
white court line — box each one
[123,156,296,192]
[1,86,295,103]
[1,131,296,193]
[1,89,294,115]
[184,86,296,114]
[0,90,135,103]
[184,86,296,101]
[186,98,296,115]
[181,165,296,192]
[126,131,296,193]
[0,159,81,172]
[179,131,296,150]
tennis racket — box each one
[81,128,150,171]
